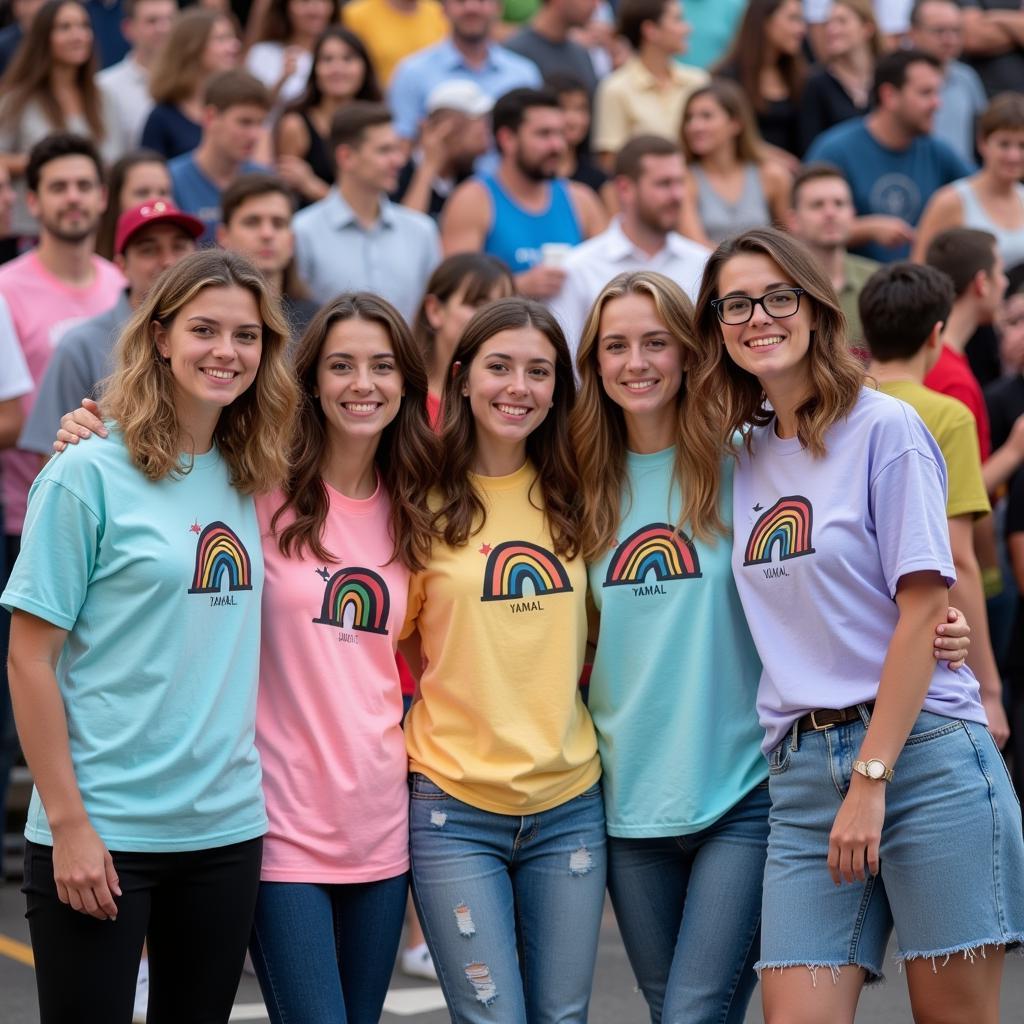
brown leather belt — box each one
[796,702,875,735]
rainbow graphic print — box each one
[603,523,701,587]
[743,496,816,566]
[313,567,391,634]
[187,521,253,594]
[480,540,573,602]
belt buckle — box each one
[809,710,833,731]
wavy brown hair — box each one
[150,9,234,106]
[691,228,863,457]
[571,271,726,564]
[0,1,104,139]
[101,249,298,490]
[436,298,581,558]
[270,293,439,571]
[681,80,764,165]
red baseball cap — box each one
[114,200,205,256]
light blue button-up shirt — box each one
[292,190,441,323]
[388,37,542,140]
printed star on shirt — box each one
[189,520,202,534]
[479,542,492,556]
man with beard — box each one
[806,49,971,263]
[0,132,123,879]
[394,79,494,220]
[548,135,709,354]
[441,87,606,300]
[787,162,879,357]
[389,0,542,144]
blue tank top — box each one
[481,174,583,273]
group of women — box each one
[6,224,1023,1024]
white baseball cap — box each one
[425,79,494,118]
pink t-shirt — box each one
[254,483,410,883]
[0,251,124,535]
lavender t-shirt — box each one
[731,387,985,754]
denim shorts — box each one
[758,709,1024,981]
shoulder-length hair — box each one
[95,149,169,260]
[571,271,726,564]
[412,252,516,362]
[0,0,104,139]
[691,228,863,457]
[681,80,764,165]
[252,0,341,44]
[436,298,581,558]
[715,0,807,113]
[150,9,233,106]
[101,249,298,491]
[833,0,883,58]
[286,26,381,117]
[270,293,439,571]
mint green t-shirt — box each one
[2,429,267,852]
[587,447,766,837]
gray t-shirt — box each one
[505,27,598,96]
[935,61,987,168]
[19,293,131,456]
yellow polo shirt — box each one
[593,56,708,153]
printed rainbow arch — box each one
[603,523,701,587]
[187,521,253,594]
[313,567,391,634]
[480,540,574,602]
[743,495,815,566]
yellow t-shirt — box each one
[879,381,991,520]
[341,0,448,85]
[403,462,600,815]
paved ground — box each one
[3,869,1023,1023]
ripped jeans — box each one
[409,773,607,1023]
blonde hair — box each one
[150,9,231,106]
[102,249,298,491]
[691,228,863,458]
[571,271,726,564]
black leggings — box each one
[24,837,262,1024]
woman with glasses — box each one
[692,227,1024,1024]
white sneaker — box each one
[401,942,437,981]
[132,957,149,1023]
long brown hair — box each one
[251,0,340,44]
[0,0,104,139]
[102,250,298,491]
[715,0,807,113]
[681,80,764,165]
[271,293,439,571]
[691,228,863,457]
[571,271,726,563]
[436,298,581,558]
[150,9,234,105]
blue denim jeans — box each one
[249,874,408,1024]
[606,782,770,1024]
[409,773,607,1023]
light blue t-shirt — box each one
[731,388,986,754]
[588,447,766,837]
[1,429,267,852]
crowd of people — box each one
[0,0,1023,1022]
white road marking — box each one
[382,986,448,1015]
[228,1005,270,1021]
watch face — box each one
[867,760,885,779]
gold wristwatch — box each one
[853,758,894,783]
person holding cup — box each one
[441,87,607,300]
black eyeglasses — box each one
[710,288,806,325]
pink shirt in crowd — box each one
[0,251,125,536]
[254,483,410,883]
